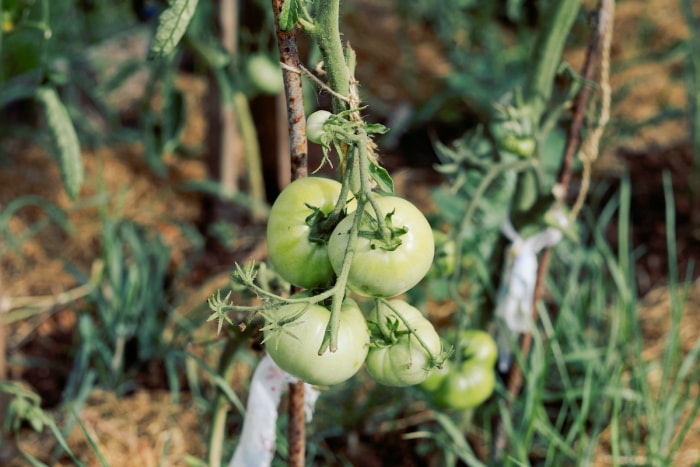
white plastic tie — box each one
[495,214,565,372]
[230,354,320,467]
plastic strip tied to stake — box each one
[495,213,567,373]
[230,355,320,467]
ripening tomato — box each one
[328,196,434,297]
[264,298,369,386]
[365,299,442,387]
[266,177,354,289]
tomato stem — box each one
[356,132,393,242]
[372,300,394,340]
[306,0,350,114]
[317,197,366,354]
[315,149,356,236]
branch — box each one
[271,1,309,465]
[273,0,308,180]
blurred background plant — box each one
[0,0,699,465]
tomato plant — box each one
[264,298,369,386]
[306,110,332,144]
[328,196,434,297]
[365,299,442,387]
[266,177,353,289]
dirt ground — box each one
[1,0,700,465]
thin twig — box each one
[271,1,308,465]
[493,0,615,457]
[279,62,351,104]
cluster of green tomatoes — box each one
[259,111,497,409]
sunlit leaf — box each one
[148,0,199,59]
[36,87,84,200]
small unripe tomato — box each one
[306,110,332,144]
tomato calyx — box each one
[368,299,444,366]
[368,315,403,347]
[304,202,349,245]
[357,208,408,252]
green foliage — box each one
[62,219,177,397]
[279,0,300,31]
[35,86,84,199]
[0,194,73,254]
[148,0,200,59]
[1,381,92,466]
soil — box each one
[1,0,700,465]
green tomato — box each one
[365,299,442,387]
[246,53,284,95]
[419,360,451,392]
[266,177,353,289]
[264,298,369,386]
[432,360,496,410]
[306,110,332,144]
[459,330,498,367]
[328,196,435,297]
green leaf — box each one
[36,87,84,200]
[148,0,199,59]
[365,122,389,134]
[369,161,394,194]
[279,0,299,31]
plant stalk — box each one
[308,0,350,113]
[272,1,309,465]
[273,0,308,180]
